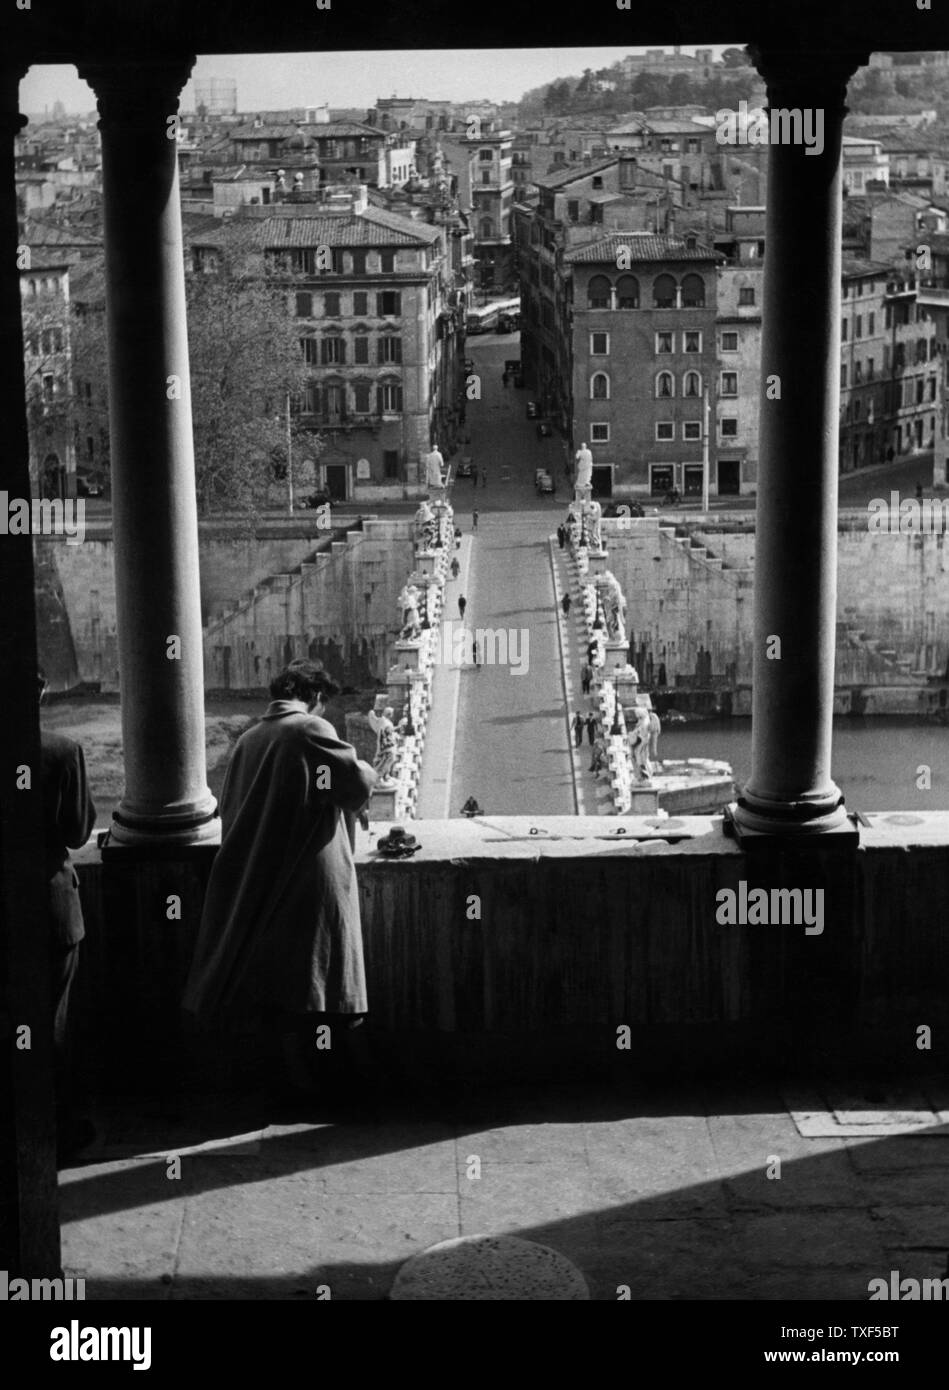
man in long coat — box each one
[183,662,376,1044]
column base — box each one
[723,800,860,850]
[107,800,221,851]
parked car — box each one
[463,358,475,374]
[456,457,474,478]
[536,421,552,439]
[535,470,555,495]
[603,501,645,518]
[526,401,538,419]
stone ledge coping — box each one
[69,811,949,867]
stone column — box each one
[80,60,218,845]
[732,50,867,842]
[0,62,62,1276]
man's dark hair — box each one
[270,660,339,705]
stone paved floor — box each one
[58,1078,949,1300]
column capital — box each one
[748,46,870,113]
[78,57,195,130]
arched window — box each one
[591,372,610,400]
[681,273,705,307]
[616,274,639,309]
[653,274,676,308]
[479,217,494,239]
[684,370,702,397]
[588,274,611,309]
[656,371,674,398]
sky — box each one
[20,45,739,118]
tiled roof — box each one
[23,220,101,247]
[842,256,893,277]
[316,121,383,139]
[534,158,619,190]
[187,206,441,250]
[231,124,302,141]
[564,232,720,264]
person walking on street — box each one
[557,523,565,549]
[501,371,508,388]
[561,592,572,616]
[458,595,467,619]
[473,509,479,531]
[572,711,584,748]
[586,713,597,746]
[450,556,460,580]
[472,465,479,487]
[580,661,592,695]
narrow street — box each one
[440,333,576,815]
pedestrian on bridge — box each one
[481,470,487,488]
[572,711,584,748]
[585,713,597,746]
[561,592,572,616]
[472,465,479,487]
[580,661,592,695]
[450,557,460,580]
[458,595,467,619]
[473,509,479,531]
[557,523,566,549]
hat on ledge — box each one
[376,824,420,857]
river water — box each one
[658,716,949,813]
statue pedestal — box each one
[574,483,592,504]
[604,640,631,671]
[613,672,640,705]
[371,784,398,821]
[395,641,421,671]
[416,550,437,577]
[587,549,609,575]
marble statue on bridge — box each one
[574,442,593,502]
[413,500,438,551]
[582,497,602,550]
[372,705,399,785]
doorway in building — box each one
[591,465,613,498]
[325,464,347,500]
[717,458,740,496]
[683,464,704,497]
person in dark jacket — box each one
[572,711,585,747]
[38,669,97,1161]
[183,662,376,1092]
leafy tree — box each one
[185,233,320,517]
[720,47,749,69]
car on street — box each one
[535,470,555,495]
[456,457,474,478]
[300,488,331,509]
[526,401,538,419]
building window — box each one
[378,290,401,316]
[479,218,494,239]
[739,287,755,306]
[383,449,400,478]
[301,336,319,365]
[351,251,367,276]
[656,371,674,398]
[591,423,610,442]
[591,371,610,399]
[353,382,372,413]
[588,275,611,309]
[683,421,701,441]
[295,291,313,317]
[379,381,403,412]
[683,370,702,397]
[841,363,848,388]
[655,331,673,354]
[592,175,603,189]
[720,371,738,396]
[721,417,738,437]
[321,337,345,365]
[720,330,738,352]
[855,315,862,339]
[479,148,493,160]
[591,332,609,354]
[380,251,395,273]
[930,376,937,400]
[379,336,402,364]
[656,421,674,440]
[616,274,639,309]
[681,273,705,308]
[481,170,491,184]
[868,312,875,335]
[684,330,702,352]
[353,335,370,364]
[350,290,368,316]
[653,273,676,308]
[567,200,580,222]
[854,361,863,383]
[867,358,874,380]
[324,291,341,317]
[842,320,848,341]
